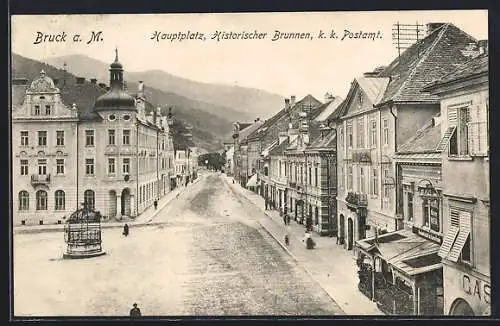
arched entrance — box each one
[450,298,475,316]
[339,214,345,244]
[108,190,117,218]
[347,218,354,250]
[121,188,131,216]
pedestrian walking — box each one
[286,215,291,225]
[129,303,142,317]
[284,234,290,246]
[154,199,158,210]
[265,198,269,210]
[123,223,129,237]
[283,215,287,225]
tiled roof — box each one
[246,94,321,140]
[377,23,479,105]
[11,85,28,107]
[269,138,289,156]
[57,83,106,121]
[424,53,488,88]
[238,120,265,143]
[307,128,336,150]
[396,116,443,154]
[314,96,344,121]
[238,122,252,131]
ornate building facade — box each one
[12,50,174,225]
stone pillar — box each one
[130,194,136,216]
[116,195,122,219]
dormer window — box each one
[39,96,45,100]
[34,105,41,115]
[123,114,130,121]
[358,92,363,108]
[45,105,51,115]
[108,114,116,121]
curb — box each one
[13,176,204,235]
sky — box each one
[11,10,488,101]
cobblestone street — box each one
[14,172,343,316]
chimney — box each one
[53,78,59,86]
[152,109,157,125]
[278,131,288,145]
[478,39,488,55]
[285,98,290,110]
[76,77,85,85]
[138,81,144,98]
[324,92,334,103]
[98,83,106,88]
[290,95,296,108]
[426,23,445,35]
[90,78,97,84]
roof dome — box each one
[94,89,136,111]
[93,48,136,112]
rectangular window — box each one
[108,129,116,145]
[347,123,353,148]
[383,119,389,145]
[347,165,353,190]
[383,168,390,198]
[448,209,473,264]
[34,105,40,115]
[300,166,303,184]
[370,120,377,147]
[357,118,365,148]
[85,158,95,175]
[340,166,345,189]
[56,131,64,146]
[123,158,130,174]
[20,131,29,146]
[108,158,116,174]
[45,105,51,115]
[123,130,130,145]
[407,193,414,221]
[85,130,94,146]
[339,127,344,148]
[20,159,28,175]
[314,167,318,187]
[38,131,47,146]
[449,107,470,156]
[371,168,378,196]
[309,167,312,185]
[422,198,440,232]
[359,167,365,193]
[56,159,64,174]
[38,159,47,175]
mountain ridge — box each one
[44,54,284,121]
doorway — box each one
[449,298,475,316]
[339,214,345,244]
[347,218,354,250]
[121,188,131,216]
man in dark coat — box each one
[130,303,141,317]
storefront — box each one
[356,229,444,315]
[443,262,491,316]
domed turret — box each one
[93,48,136,112]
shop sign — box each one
[461,273,491,304]
[412,226,442,244]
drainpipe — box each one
[76,122,79,211]
[136,122,139,216]
[157,129,159,199]
[389,101,399,230]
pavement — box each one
[13,174,204,235]
[224,175,383,315]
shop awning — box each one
[246,174,258,187]
[356,229,442,276]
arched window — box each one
[36,190,47,210]
[84,190,95,210]
[18,191,29,211]
[55,190,65,210]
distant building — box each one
[12,50,174,225]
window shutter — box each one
[450,210,460,227]
[448,107,458,126]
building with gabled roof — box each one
[424,50,489,317]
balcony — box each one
[31,174,51,186]
[346,192,368,207]
[289,181,297,188]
